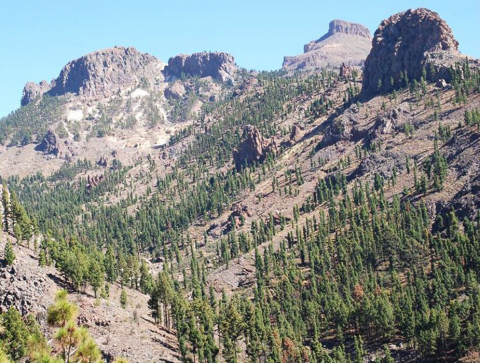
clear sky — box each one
[1,0,478,118]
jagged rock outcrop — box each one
[233,76,258,98]
[362,8,460,97]
[49,47,163,98]
[21,47,164,105]
[289,124,304,145]
[86,174,104,191]
[164,52,236,82]
[232,125,277,171]
[320,115,355,146]
[225,203,252,232]
[339,63,353,79]
[97,156,108,168]
[320,100,415,148]
[21,80,51,106]
[36,130,59,155]
[374,104,413,135]
[320,103,379,147]
[164,81,186,100]
[282,20,371,71]
[355,151,406,178]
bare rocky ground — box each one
[0,237,180,363]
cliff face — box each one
[49,47,163,98]
[21,47,164,105]
[362,8,460,97]
[283,20,371,71]
[164,52,237,82]
[304,19,371,53]
[21,49,237,106]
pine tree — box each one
[104,245,117,283]
[38,249,47,267]
[381,345,394,363]
[13,224,22,243]
[4,241,15,266]
[120,289,127,309]
[1,182,10,234]
[0,308,30,360]
[47,290,78,328]
[88,256,104,298]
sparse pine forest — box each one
[0,15,480,362]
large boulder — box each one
[233,125,277,171]
[164,52,236,82]
[282,20,371,72]
[164,81,186,100]
[362,8,460,97]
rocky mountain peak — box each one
[49,46,163,98]
[164,51,236,83]
[21,46,164,105]
[304,19,372,53]
[21,80,51,106]
[283,19,371,72]
[309,19,371,49]
[362,8,460,97]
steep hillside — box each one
[0,7,480,363]
[0,238,180,362]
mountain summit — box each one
[21,46,164,105]
[282,19,371,71]
[164,51,236,83]
[362,8,460,96]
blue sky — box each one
[1,0,478,118]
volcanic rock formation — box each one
[164,52,236,82]
[282,20,371,71]
[36,130,59,155]
[21,47,164,105]
[362,8,460,97]
[21,80,52,106]
[288,124,304,145]
[233,125,277,171]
